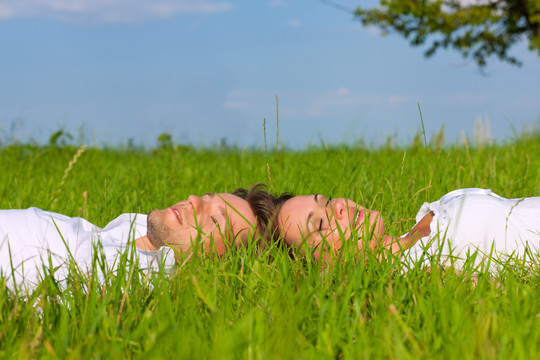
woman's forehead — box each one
[279,195,316,226]
[284,195,325,211]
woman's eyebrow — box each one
[314,194,330,207]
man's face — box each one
[147,193,257,257]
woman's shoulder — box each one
[438,188,493,204]
[414,188,496,223]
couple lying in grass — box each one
[1,184,539,289]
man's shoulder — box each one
[0,207,64,223]
[102,213,147,238]
[104,213,147,227]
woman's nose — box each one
[187,195,203,213]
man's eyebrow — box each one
[220,206,232,233]
[314,194,320,203]
[220,206,228,219]
[203,192,216,197]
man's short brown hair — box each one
[234,184,292,248]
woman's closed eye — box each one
[326,196,332,207]
[312,218,327,234]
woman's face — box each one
[277,194,384,259]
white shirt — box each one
[402,188,540,270]
[0,208,175,290]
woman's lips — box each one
[348,206,364,228]
[354,208,364,227]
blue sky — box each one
[0,0,539,148]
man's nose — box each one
[187,195,203,213]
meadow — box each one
[1,130,540,359]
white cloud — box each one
[365,25,382,37]
[223,101,251,110]
[337,87,349,96]
[280,90,412,118]
[0,4,14,18]
[388,95,409,104]
[437,93,490,104]
[288,19,301,27]
[269,0,288,7]
[0,0,233,23]
[221,89,412,120]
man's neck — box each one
[135,235,159,251]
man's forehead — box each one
[216,192,242,203]
[204,192,240,203]
[218,193,255,218]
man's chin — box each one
[147,210,168,249]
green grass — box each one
[1,133,540,359]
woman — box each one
[276,188,540,269]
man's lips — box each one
[170,206,183,224]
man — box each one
[0,190,259,291]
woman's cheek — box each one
[370,211,385,239]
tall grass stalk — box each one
[51,144,87,209]
[417,102,427,149]
[275,95,280,152]
[263,118,272,187]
